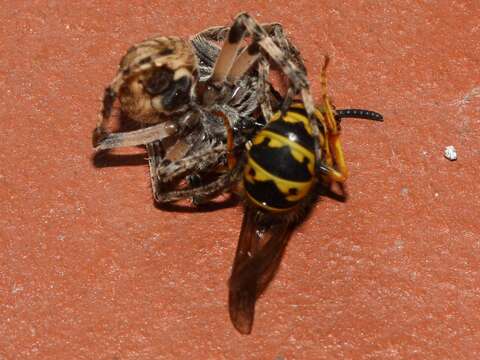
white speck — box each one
[444,146,457,161]
[12,283,24,294]
[394,239,404,250]
[434,193,439,198]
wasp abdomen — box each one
[244,108,316,212]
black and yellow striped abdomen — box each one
[243,103,318,212]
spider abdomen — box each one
[243,106,316,212]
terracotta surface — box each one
[1,1,479,358]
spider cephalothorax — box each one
[120,37,197,122]
[102,36,197,129]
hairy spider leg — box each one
[156,145,227,182]
[210,13,323,172]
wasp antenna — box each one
[335,109,384,122]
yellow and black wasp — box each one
[227,56,383,334]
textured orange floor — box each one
[1,1,480,358]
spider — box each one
[92,13,313,204]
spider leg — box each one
[155,164,237,203]
[231,14,311,95]
[156,144,226,183]
[260,22,308,117]
[94,120,178,150]
[146,140,164,197]
[192,25,230,42]
[148,137,207,202]
[209,15,252,83]
[256,58,273,121]
[216,19,307,83]
[190,27,228,75]
[264,23,307,73]
[211,13,321,166]
[92,86,118,146]
[153,107,240,203]
[226,41,261,82]
[228,22,307,83]
[156,173,229,203]
[209,15,283,82]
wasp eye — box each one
[144,67,174,95]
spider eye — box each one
[144,67,174,95]
[161,76,192,111]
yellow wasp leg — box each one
[319,55,348,183]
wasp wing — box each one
[229,206,294,334]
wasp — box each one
[225,56,383,334]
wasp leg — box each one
[318,55,349,182]
[210,110,236,169]
[317,161,347,184]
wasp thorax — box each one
[117,36,198,124]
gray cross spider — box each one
[92,12,317,204]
